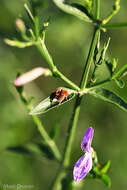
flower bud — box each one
[15,18,26,33]
[14,67,51,86]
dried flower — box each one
[73,127,94,182]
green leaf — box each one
[53,0,92,23]
[101,174,111,187]
[30,87,77,115]
[89,88,127,112]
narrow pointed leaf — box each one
[89,88,127,112]
[30,87,77,115]
[53,0,92,23]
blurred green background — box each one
[0,0,127,189]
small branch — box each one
[95,0,100,19]
[86,79,111,91]
[102,0,120,25]
[102,22,127,29]
[37,38,55,71]
[55,69,80,91]
[80,28,100,90]
[34,16,40,39]
[24,3,34,22]
[31,115,61,161]
[36,38,80,91]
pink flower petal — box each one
[14,67,50,86]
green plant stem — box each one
[31,115,61,161]
[80,28,100,90]
[87,79,111,91]
[102,0,120,24]
[19,92,61,162]
[62,94,82,168]
[102,22,127,29]
[95,0,100,19]
[52,27,100,190]
[34,16,40,39]
[37,39,54,71]
[52,0,101,185]
[87,63,127,91]
[36,39,80,91]
[62,28,100,168]
[56,69,80,91]
[52,168,66,190]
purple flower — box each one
[73,127,94,182]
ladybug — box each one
[50,88,69,103]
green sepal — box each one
[100,160,111,174]
[91,164,111,187]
